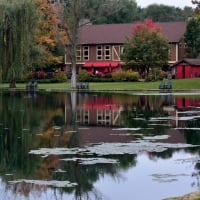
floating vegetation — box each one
[151,173,189,183]
[143,135,170,140]
[61,157,118,165]
[148,123,171,126]
[53,126,61,130]
[112,128,153,131]
[9,179,77,188]
[149,117,170,121]
[22,128,30,131]
[29,141,198,157]
[175,157,200,164]
[174,128,200,131]
[54,169,66,173]
[133,118,146,121]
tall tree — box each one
[184,18,200,58]
[34,0,65,70]
[0,0,38,87]
[121,19,169,78]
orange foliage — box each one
[34,0,66,66]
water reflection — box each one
[0,91,200,200]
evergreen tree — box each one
[184,18,200,58]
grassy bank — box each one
[0,78,200,91]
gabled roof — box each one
[78,21,187,45]
[173,58,200,66]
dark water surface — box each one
[0,90,200,200]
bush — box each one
[112,70,127,81]
[54,71,66,82]
[78,70,90,81]
[126,71,139,81]
[112,70,139,82]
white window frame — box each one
[76,45,81,61]
[83,46,89,61]
[104,45,111,60]
[97,45,103,60]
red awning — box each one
[83,61,120,68]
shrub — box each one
[54,71,66,82]
[78,70,90,81]
[112,70,127,81]
[126,71,139,81]
[24,72,34,81]
[112,70,139,82]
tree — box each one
[141,4,194,22]
[33,0,66,70]
[53,0,123,89]
[121,19,169,79]
[90,0,140,24]
[0,0,38,88]
[184,18,200,58]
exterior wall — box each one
[76,44,121,63]
[191,66,200,78]
[65,42,186,74]
[169,43,178,64]
[178,39,186,60]
[176,65,194,79]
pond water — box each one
[0,90,200,200]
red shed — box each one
[172,58,200,79]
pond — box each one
[0,90,200,200]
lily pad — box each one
[9,179,77,188]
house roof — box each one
[173,58,200,66]
[78,21,187,45]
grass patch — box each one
[0,78,200,90]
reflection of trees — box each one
[56,154,137,200]
[0,91,71,197]
[184,118,200,146]
[121,95,169,135]
[0,92,38,180]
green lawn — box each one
[0,78,200,91]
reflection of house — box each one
[77,96,122,126]
[172,58,200,79]
[65,22,187,75]
[78,127,131,146]
[165,96,200,127]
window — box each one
[76,46,81,61]
[97,45,103,60]
[83,46,89,61]
[104,45,111,60]
[120,46,124,55]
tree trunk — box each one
[9,80,16,88]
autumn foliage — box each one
[132,18,160,34]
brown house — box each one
[65,21,187,76]
[172,58,200,79]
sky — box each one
[136,0,195,8]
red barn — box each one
[172,58,200,79]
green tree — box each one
[0,0,38,88]
[141,4,193,22]
[90,0,140,24]
[184,18,200,58]
[121,19,169,79]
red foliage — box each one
[132,18,160,34]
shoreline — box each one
[163,191,200,200]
